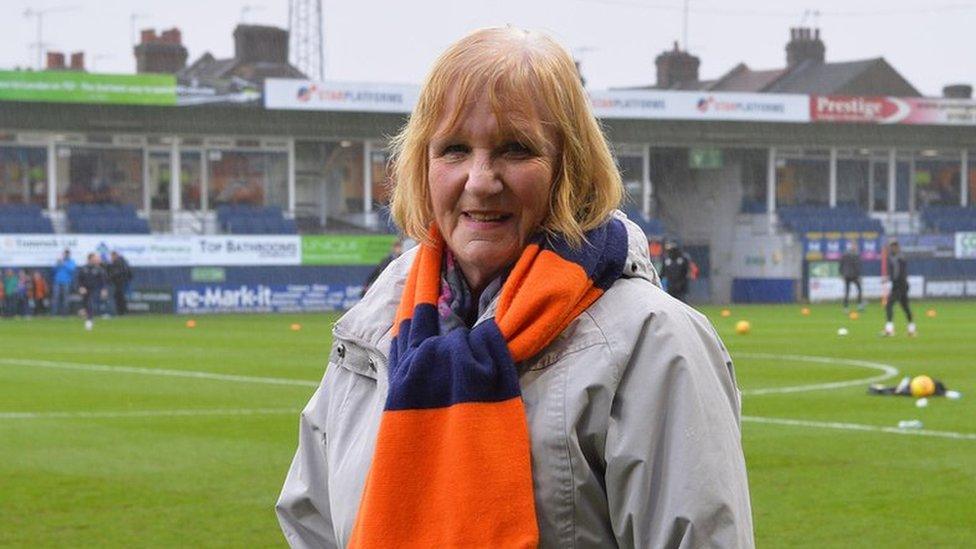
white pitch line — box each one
[737,353,899,396]
[0,407,301,420]
[0,358,319,388]
[743,415,976,441]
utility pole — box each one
[289,0,324,81]
[23,5,80,69]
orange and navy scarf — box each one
[349,218,628,548]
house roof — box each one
[178,52,305,84]
[705,63,788,92]
[762,58,883,94]
[615,55,921,97]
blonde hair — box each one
[388,26,622,247]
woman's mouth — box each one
[462,212,512,223]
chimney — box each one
[134,27,188,74]
[943,84,973,99]
[655,41,700,89]
[786,26,825,67]
[233,24,289,64]
[69,52,85,71]
[46,51,66,70]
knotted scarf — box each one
[349,218,629,548]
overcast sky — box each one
[1,0,974,96]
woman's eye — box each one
[440,144,468,157]
[502,142,534,156]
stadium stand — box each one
[0,203,54,233]
[217,205,298,234]
[739,199,768,214]
[921,205,976,233]
[67,204,151,234]
[777,204,884,233]
[623,205,667,236]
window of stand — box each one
[56,145,143,207]
[0,145,47,207]
[207,149,287,209]
[732,148,768,213]
[836,149,871,210]
[775,149,829,207]
[617,152,646,213]
[913,150,961,209]
[294,140,366,232]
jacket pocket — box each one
[331,338,380,381]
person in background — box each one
[16,269,30,316]
[3,268,20,318]
[30,270,49,316]
[660,240,692,303]
[51,249,77,316]
[361,240,403,295]
[883,240,915,337]
[107,251,133,316]
[77,253,108,331]
[840,241,864,312]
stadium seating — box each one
[0,203,54,233]
[920,205,976,233]
[622,205,666,235]
[777,204,884,234]
[216,205,298,234]
[66,203,151,234]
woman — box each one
[278,27,753,548]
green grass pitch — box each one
[1,300,974,547]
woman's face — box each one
[428,94,557,292]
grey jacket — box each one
[277,216,754,548]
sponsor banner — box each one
[265,79,417,113]
[265,79,810,122]
[808,275,924,302]
[804,232,824,260]
[128,287,175,314]
[811,95,976,126]
[0,70,176,106]
[590,90,810,122]
[889,234,957,259]
[967,280,976,297]
[191,267,226,283]
[301,234,398,265]
[174,284,360,314]
[824,232,843,260]
[193,236,300,266]
[805,231,881,261]
[956,232,976,259]
[808,261,839,278]
[0,234,300,267]
[924,280,966,298]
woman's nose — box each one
[465,152,502,196]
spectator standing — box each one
[3,269,19,318]
[16,270,30,316]
[52,249,77,316]
[883,240,915,337]
[660,241,692,303]
[77,253,108,331]
[106,251,133,316]
[840,241,864,312]
[30,270,49,316]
